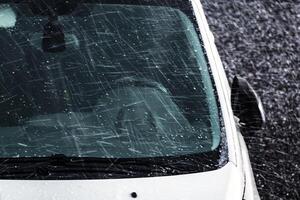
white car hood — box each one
[0,162,243,200]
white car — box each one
[0,1,265,200]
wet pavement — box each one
[202,0,300,199]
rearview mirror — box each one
[231,76,266,131]
[42,19,66,52]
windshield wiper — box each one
[0,154,170,179]
[0,154,206,179]
[0,154,123,179]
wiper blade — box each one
[0,155,203,179]
[0,154,119,178]
[0,154,81,168]
[0,154,167,179]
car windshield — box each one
[0,0,226,179]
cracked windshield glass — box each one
[0,1,224,178]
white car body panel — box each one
[0,162,242,200]
[0,0,260,199]
[238,134,261,200]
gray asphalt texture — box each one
[201,0,300,199]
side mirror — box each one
[231,76,266,131]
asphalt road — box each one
[201,0,300,199]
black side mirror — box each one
[231,76,266,131]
